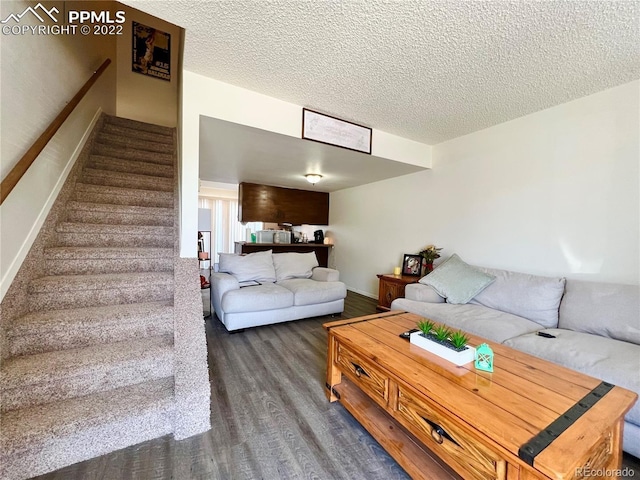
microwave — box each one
[255,230,273,243]
[256,230,291,244]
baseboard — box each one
[0,108,102,300]
[348,287,377,300]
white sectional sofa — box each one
[211,250,346,332]
[390,254,640,457]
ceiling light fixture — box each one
[305,174,323,185]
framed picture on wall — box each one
[302,108,372,154]
[132,21,171,81]
[402,254,423,277]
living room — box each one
[185,1,638,476]
[175,5,638,299]
[1,0,638,478]
[197,74,637,296]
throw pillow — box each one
[218,250,276,283]
[420,254,495,304]
[273,252,319,282]
[470,267,566,328]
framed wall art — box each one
[132,22,171,81]
[302,108,372,154]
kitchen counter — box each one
[234,242,333,267]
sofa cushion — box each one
[272,252,319,282]
[420,254,495,304]
[558,280,640,345]
[504,329,640,426]
[278,279,347,306]
[470,267,565,328]
[390,298,542,343]
[405,284,445,303]
[311,267,340,282]
[218,250,276,283]
[221,283,293,313]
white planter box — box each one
[410,332,476,366]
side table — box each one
[376,274,420,311]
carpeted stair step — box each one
[88,155,174,178]
[81,168,173,191]
[104,114,174,137]
[96,132,172,154]
[55,222,173,248]
[65,201,174,227]
[28,271,173,311]
[101,123,173,145]
[0,377,174,480]
[0,336,174,413]
[74,183,174,208]
[8,301,174,356]
[93,143,173,165]
[44,246,173,275]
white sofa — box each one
[390,254,640,457]
[211,250,346,331]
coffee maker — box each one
[313,229,324,244]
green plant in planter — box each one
[433,325,451,342]
[449,330,469,350]
[417,319,435,337]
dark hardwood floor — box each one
[34,291,640,480]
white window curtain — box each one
[198,197,262,264]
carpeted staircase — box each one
[0,115,183,480]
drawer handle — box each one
[421,416,459,447]
[431,427,445,444]
[351,362,370,378]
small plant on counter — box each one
[449,330,470,351]
[417,319,435,337]
[433,325,451,342]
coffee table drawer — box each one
[336,342,388,403]
[396,385,506,480]
[566,428,614,480]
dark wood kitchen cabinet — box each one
[238,182,329,225]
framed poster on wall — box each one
[302,108,372,154]
[132,21,171,81]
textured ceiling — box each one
[122,0,639,145]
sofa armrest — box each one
[210,272,240,319]
[405,283,445,303]
[312,267,340,282]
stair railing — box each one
[0,58,112,205]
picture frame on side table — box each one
[402,254,423,277]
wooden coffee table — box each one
[324,311,637,480]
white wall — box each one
[199,181,238,199]
[0,1,117,301]
[115,5,180,127]
[331,81,640,297]
[180,70,431,257]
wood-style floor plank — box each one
[32,292,640,479]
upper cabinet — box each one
[238,182,329,225]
